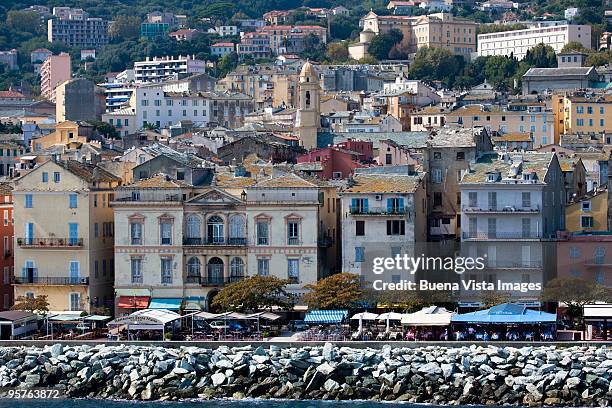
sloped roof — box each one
[343,173,422,193]
[255,172,318,188]
[59,160,122,183]
[128,173,192,189]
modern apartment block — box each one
[340,167,427,282]
[40,53,71,103]
[48,11,109,49]
[459,152,564,303]
[357,12,477,59]
[134,56,207,84]
[13,160,121,313]
[478,24,592,60]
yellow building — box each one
[13,160,121,313]
[32,121,88,152]
[553,93,611,141]
[564,189,608,233]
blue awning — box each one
[148,298,183,310]
[451,303,557,324]
[304,309,348,324]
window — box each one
[570,246,581,259]
[94,223,99,238]
[385,153,392,165]
[257,258,269,276]
[185,215,201,243]
[69,194,77,208]
[288,259,299,283]
[468,192,477,207]
[207,216,224,244]
[2,210,7,227]
[433,151,441,160]
[42,172,48,183]
[161,257,173,284]
[387,198,404,214]
[595,247,605,264]
[287,221,300,245]
[130,222,142,245]
[355,220,365,236]
[487,218,496,238]
[433,192,442,207]
[581,201,591,211]
[522,218,531,238]
[131,258,142,283]
[432,168,442,183]
[581,216,594,228]
[355,247,364,262]
[3,267,8,284]
[160,220,172,245]
[577,118,584,126]
[69,223,78,245]
[576,106,584,114]
[69,293,80,311]
[350,198,368,214]
[487,192,497,210]
[256,221,269,245]
[456,152,465,160]
[25,194,32,208]
[522,192,531,208]
[187,257,201,280]
[230,257,244,279]
[53,172,60,183]
[386,220,405,235]
[587,106,593,114]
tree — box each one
[6,10,41,34]
[325,41,349,62]
[303,273,363,309]
[212,276,292,312]
[367,28,403,60]
[408,46,465,88]
[484,55,518,90]
[480,291,512,309]
[109,16,141,41]
[561,41,589,53]
[216,52,239,78]
[524,43,557,68]
[12,295,49,315]
[90,120,119,139]
[301,33,327,62]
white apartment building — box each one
[48,12,109,49]
[132,85,254,130]
[340,168,427,283]
[215,26,239,37]
[459,152,564,303]
[97,82,134,112]
[478,24,592,60]
[134,56,207,84]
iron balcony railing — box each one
[17,237,84,248]
[13,276,90,285]
[185,275,245,286]
[349,207,407,215]
[462,231,544,240]
[462,205,541,213]
[183,237,247,246]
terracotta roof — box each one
[0,181,13,196]
[214,171,257,188]
[558,158,578,173]
[59,161,122,183]
[212,42,235,47]
[255,172,318,188]
[0,90,25,99]
[493,132,532,142]
[129,174,191,189]
[343,173,422,194]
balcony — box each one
[13,276,89,285]
[349,207,407,216]
[462,205,540,213]
[185,275,245,286]
[17,237,84,248]
[486,260,543,269]
[183,237,247,246]
[584,258,612,267]
[462,231,544,240]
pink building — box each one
[296,146,364,180]
[335,139,374,162]
[556,233,612,287]
[40,53,71,102]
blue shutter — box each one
[69,194,77,208]
[26,223,33,244]
[69,223,78,245]
[387,198,392,213]
[399,198,405,213]
[363,199,368,213]
[70,261,80,284]
[351,198,356,212]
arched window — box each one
[230,257,245,280]
[305,91,311,107]
[187,257,201,277]
[207,257,224,284]
[207,215,224,244]
[229,214,246,244]
[185,214,201,244]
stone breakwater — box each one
[0,344,611,406]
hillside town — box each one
[0,1,611,345]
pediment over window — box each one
[254,213,272,221]
[284,213,303,220]
[186,187,242,205]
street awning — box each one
[148,298,183,310]
[84,315,112,321]
[377,312,404,321]
[247,312,281,321]
[117,296,150,309]
[49,314,82,322]
[107,309,182,327]
[584,304,612,319]
[401,306,454,326]
[116,288,150,296]
[452,303,557,324]
[350,312,378,321]
[304,309,348,324]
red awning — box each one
[117,296,149,309]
